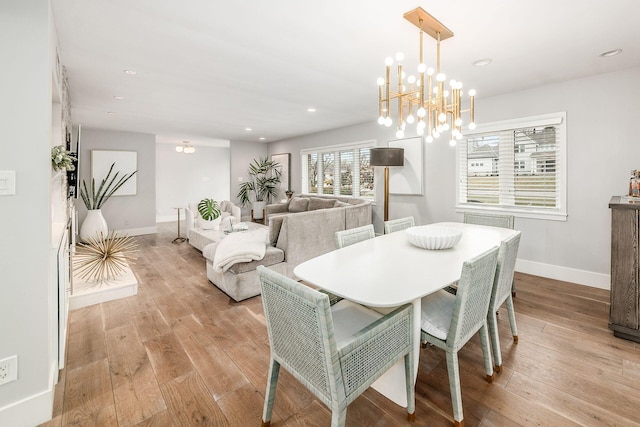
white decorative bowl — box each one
[405,225,462,250]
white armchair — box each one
[185,200,242,238]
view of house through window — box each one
[302,141,376,199]
[457,112,566,220]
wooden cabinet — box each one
[609,196,640,342]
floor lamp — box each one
[370,147,404,222]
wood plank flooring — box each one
[41,222,640,426]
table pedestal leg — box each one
[172,208,187,243]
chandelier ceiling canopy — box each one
[377,7,476,146]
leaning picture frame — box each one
[270,153,290,201]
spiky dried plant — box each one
[74,230,138,283]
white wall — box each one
[0,1,58,425]
[155,142,230,221]
[75,128,157,235]
[269,66,640,289]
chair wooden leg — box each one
[262,360,280,426]
[408,412,416,422]
[513,335,518,344]
[454,420,464,427]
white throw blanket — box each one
[212,228,268,273]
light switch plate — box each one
[0,171,16,196]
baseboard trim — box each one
[516,258,610,290]
[0,361,56,427]
[113,226,157,236]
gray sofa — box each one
[265,194,372,278]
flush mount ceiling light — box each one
[377,7,477,146]
[600,48,622,58]
[472,58,493,67]
[175,140,195,154]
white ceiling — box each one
[51,0,640,144]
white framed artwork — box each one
[91,150,137,196]
[389,137,423,195]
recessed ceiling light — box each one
[124,69,137,75]
[113,96,124,100]
[259,137,266,141]
[107,111,116,115]
[472,58,492,67]
[307,108,316,112]
[600,49,622,58]
[245,127,252,131]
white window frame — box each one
[456,112,567,221]
[301,139,377,200]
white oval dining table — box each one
[294,221,519,407]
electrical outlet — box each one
[0,355,17,385]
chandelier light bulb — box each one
[377,77,385,86]
[406,114,415,124]
[455,118,463,126]
[417,107,426,118]
[449,79,457,87]
[433,130,441,138]
[378,116,385,125]
[407,75,416,84]
[384,117,393,127]
[385,57,394,66]
[417,127,425,136]
[396,52,405,61]
[456,132,463,140]
[417,121,426,130]
[418,63,427,73]
[456,82,463,90]
[427,67,435,76]
[426,135,434,143]
[468,122,476,130]
[443,90,449,97]
[443,123,450,131]
[433,86,438,94]
[396,129,405,139]
[436,73,446,82]
[449,139,457,147]
[175,146,184,153]
[438,112,447,122]
[468,89,477,97]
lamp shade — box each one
[370,148,404,166]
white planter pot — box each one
[252,201,266,220]
[80,209,108,242]
[200,216,222,230]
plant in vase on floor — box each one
[237,157,281,220]
[197,198,222,230]
[79,162,137,242]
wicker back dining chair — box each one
[384,216,415,234]
[257,266,415,427]
[334,224,375,249]
[487,232,521,372]
[463,212,517,296]
[420,246,499,426]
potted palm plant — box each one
[79,162,137,242]
[197,198,222,230]
[237,157,282,220]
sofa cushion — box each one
[228,246,285,274]
[288,197,309,212]
[335,200,351,207]
[268,213,287,245]
[308,197,337,211]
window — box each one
[457,112,566,221]
[301,141,376,199]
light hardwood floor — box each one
[41,222,640,426]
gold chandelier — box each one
[377,7,476,146]
[176,140,195,154]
